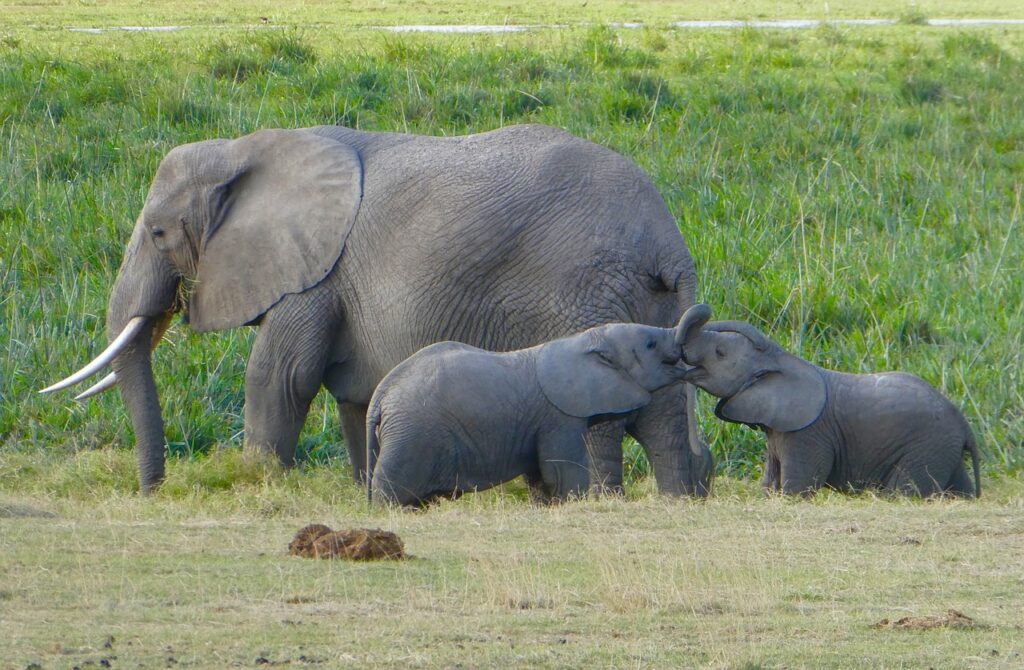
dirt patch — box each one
[288,524,404,560]
[0,502,56,518]
[874,609,976,630]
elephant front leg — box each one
[243,298,334,467]
[537,425,590,502]
[776,439,833,497]
[760,452,782,494]
[583,419,627,495]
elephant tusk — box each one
[73,371,118,401]
[39,316,147,394]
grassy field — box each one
[2,4,1024,666]
[3,0,1024,30]
[2,18,1022,476]
[2,451,1024,668]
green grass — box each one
[2,22,1022,481]
[2,450,1024,668]
[3,0,1024,30]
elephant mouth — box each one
[174,277,195,323]
[680,365,706,383]
[664,362,690,380]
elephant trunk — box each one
[675,304,711,362]
[41,231,178,493]
[104,227,180,493]
[110,317,169,492]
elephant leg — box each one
[372,433,458,508]
[583,419,627,495]
[777,447,832,497]
[945,461,975,497]
[883,459,944,498]
[627,383,712,496]
[338,402,369,483]
[243,295,334,467]
[372,446,427,507]
[537,427,590,502]
[760,452,781,494]
[523,469,552,505]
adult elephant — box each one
[42,124,711,496]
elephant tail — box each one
[366,397,384,504]
[965,428,981,499]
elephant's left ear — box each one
[536,331,651,418]
[717,356,826,432]
[190,129,362,332]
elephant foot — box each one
[241,443,290,471]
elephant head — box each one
[537,318,688,418]
[677,304,826,432]
[41,129,363,492]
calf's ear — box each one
[717,358,826,432]
[537,331,651,418]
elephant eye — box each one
[646,339,656,350]
[151,227,165,238]
[715,346,726,359]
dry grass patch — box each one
[2,475,1022,668]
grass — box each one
[2,450,1024,668]
[2,22,1022,480]
[3,0,1024,30]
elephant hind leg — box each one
[883,461,945,498]
[339,402,369,483]
[944,461,976,498]
[372,443,458,508]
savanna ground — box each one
[2,1,1024,667]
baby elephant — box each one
[677,305,980,498]
[367,318,692,507]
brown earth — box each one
[874,609,976,630]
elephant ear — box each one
[190,129,363,332]
[536,330,651,418]
[716,356,827,432]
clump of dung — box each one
[874,609,975,630]
[288,524,404,560]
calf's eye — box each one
[646,339,656,349]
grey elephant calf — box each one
[677,305,980,498]
[367,317,692,507]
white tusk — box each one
[39,316,147,394]
[74,371,118,401]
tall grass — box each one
[2,25,1022,488]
